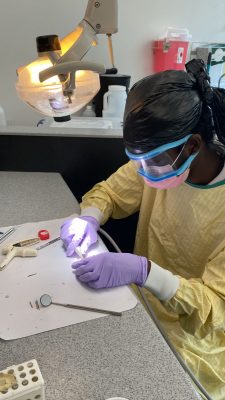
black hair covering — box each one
[123,70,202,152]
[123,64,225,153]
[212,88,225,144]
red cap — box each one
[38,230,50,240]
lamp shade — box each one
[16,58,100,117]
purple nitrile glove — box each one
[72,252,148,289]
[60,216,100,257]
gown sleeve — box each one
[159,243,225,339]
[80,161,144,224]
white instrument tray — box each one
[0,217,137,340]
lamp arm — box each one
[84,0,118,34]
[39,61,105,83]
[59,20,97,63]
[57,0,118,64]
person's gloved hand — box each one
[60,216,100,257]
[72,252,148,289]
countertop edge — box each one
[0,126,123,138]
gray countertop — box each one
[0,171,80,226]
[0,172,199,400]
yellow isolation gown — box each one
[81,161,225,400]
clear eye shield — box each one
[125,134,196,181]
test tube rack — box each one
[0,360,45,400]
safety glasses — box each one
[125,134,193,181]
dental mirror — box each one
[39,293,122,316]
[40,293,52,307]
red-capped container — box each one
[152,28,191,72]
[38,229,50,240]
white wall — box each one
[1,0,225,126]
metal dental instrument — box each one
[36,237,61,250]
[13,238,40,247]
[36,237,84,259]
[39,294,122,316]
[0,227,16,244]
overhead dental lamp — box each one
[15,0,118,120]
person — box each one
[60,59,225,400]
